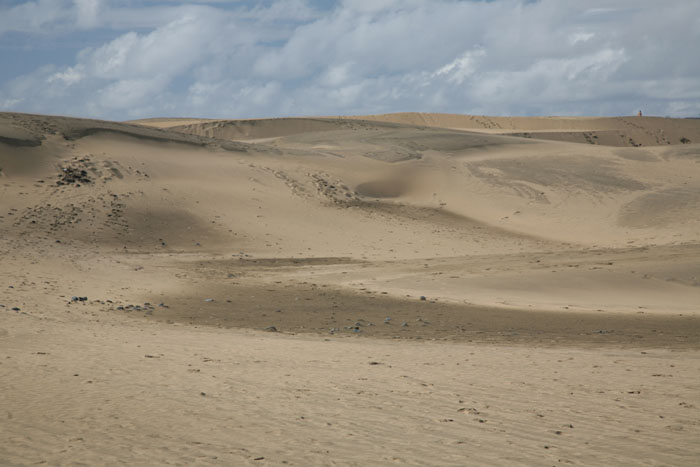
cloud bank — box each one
[1,0,699,119]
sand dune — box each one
[339,112,700,147]
[2,111,700,465]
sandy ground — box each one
[2,111,700,465]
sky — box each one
[1,0,699,120]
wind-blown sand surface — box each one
[2,112,700,465]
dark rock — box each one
[57,167,92,186]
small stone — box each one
[264,326,278,332]
[204,298,214,302]
[384,317,391,323]
[420,296,427,301]
[12,307,20,311]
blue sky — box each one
[1,0,699,120]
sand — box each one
[1,111,700,465]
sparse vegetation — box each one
[680,137,691,144]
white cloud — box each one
[74,0,100,29]
[0,0,71,34]
[83,12,225,80]
[1,0,699,119]
[47,65,84,85]
[97,76,168,110]
[319,63,354,88]
[568,32,595,45]
[433,49,486,85]
[473,49,628,106]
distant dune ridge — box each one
[2,111,700,466]
[131,112,700,147]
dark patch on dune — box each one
[172,118,350,141]
[662,146,700,161]
[111,204,231,250]
[202,256,361,269]
[619,188,700,228]
[615,148,658,162]
[384,130,526,152]
[136,278,700,349]
[0,135,43,147]
[469,156,647,193]
[60,126,249,153]
[0,112,250,153]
